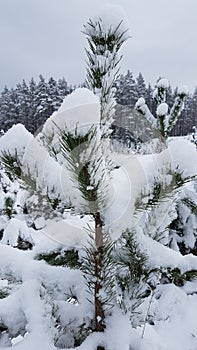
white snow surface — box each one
[157,78,169,89]
[135,98,157,128]
[178,85,189,95]
[135,97,145,108]
[0,124,33,160]
[2,218,33,247]
[106,138,197,238]
[35,213,94,247]
[42,88,100,136]
[58,88,99,113]
[156,102,168,116]
[168,137,197,177]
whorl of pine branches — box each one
[135,78,188,138]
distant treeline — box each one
[0,75,73,134]
[0,72,196,137]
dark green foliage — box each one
[147,181,162,206]
[82,232,115,313]
[168,97,184,133]
[83,19,127,91]
[22,203,28,214]
[116,230,148,285]
[40,131,59,161]
[59,128,97,203]
[16,236,33,251]
[51,198,60,211]
[35,249,80,269]
[83,18,128,140]
[169,214,194,256]
[182,198,197,216]
[0,290,9,299]
[54,318,92,348]
[136,170,185,214]
[0,148,70,220]
[58,125,106,212]
[1,150,22,180]
[115,229,154,325]
[173,170,185,188]
[161,267,197,287]
[0,229,4,240]
[4,197,15,218]
[154,84,166,106]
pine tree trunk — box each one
[94,212,105,350]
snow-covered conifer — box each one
[135,78,188,138]
[83,16,128,137]
[136,72,146,99]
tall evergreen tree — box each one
[83,17,127,348]
[48,77,62,111]
[58,77,72,100]
[33,75,53,131]
[116,70,138,108]
[0,86,11,131]
[16,80,32,131]
[145,83,155,115]
[192,86,197,127]
[136,72,146,98]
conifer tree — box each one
[57,77,72,100]
[135,78,188,138]
[192,86,197,128]
[80,18,128,348]
[116,70,137,108]
[136,72,146,99]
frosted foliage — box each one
[2,218,33,247]
[178,85,189,95]
[136,77,187,137]
[93,4,130,39]
[42,88,100,137]
[156,103,168,116]
[0,124,33,160]
[135,97,145,108]
[157,78,169,89]
[135,98,157,127]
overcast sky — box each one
[0,0,197,92]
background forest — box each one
[0,71,196,139]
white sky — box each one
[0,0,197,92]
